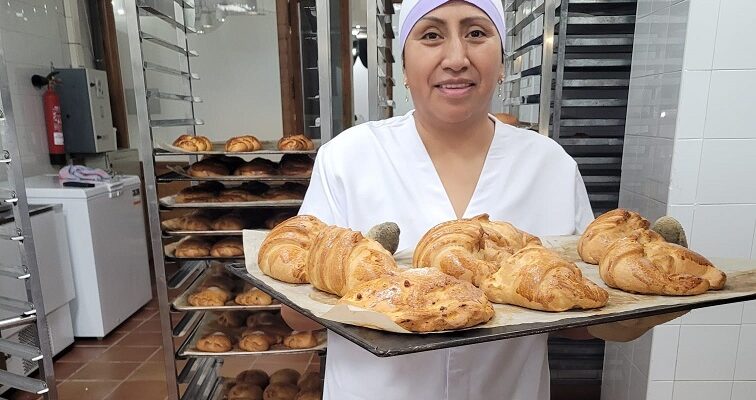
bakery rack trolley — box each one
[0,55,58,397]
[366,0,395,121]
[123,0,341,398]
[501,0,637,216]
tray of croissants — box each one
[219,368,322,400]
[173,268,281,311]
[235,209,756,335]
[161,133,319,155]
[160,181,306,208]
[162,210,295,236]
[164,153,313,182]
[179,310,326,357]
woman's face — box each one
[404,1,503,125]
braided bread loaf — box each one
[578,208,651,264]
[225,135,262,152]
[173,134,213,151]
[475,214,542,263]
[258,215,326,283]
[278,134,314,151]
[481,246,608,311]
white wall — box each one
[609,1,756,399]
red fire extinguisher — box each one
[42,72,66,165]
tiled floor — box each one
[6,295,319,400]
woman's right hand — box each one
[281,305,325,331]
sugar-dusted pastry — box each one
[226,135,262,152]
[578,208,651,264]
[283,331,318,349]
[236,369,269,388]
[277,134,314,151]
[258,215,326,284]
[195,331,232,352]
[235,285,273,306]
[269,369,301,386]
[210,237,244,257]
[173,134,212,151]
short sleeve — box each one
[298,147,347,226]
[574,166,594,234]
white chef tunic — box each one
[299,110,594,400]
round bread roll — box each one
[238,330,278,352]
[181,214,214,231]
[236,369,269,388]
[278,154,314,176]
[269,369,301,386]
[235,158,279,177]
[297,372,322,392]
[263,383,299,400]
[235,286,273,306]
[277,134,314,151]
[187,159,229,177]
[217,311,245,328]
[227,383,263,400]
[187,286,230,307]
[216,189,260,203]
[174,237,212,258]
[264,212,296,230]
[173,134,213,151]
[208,155,245,170]
[295,390,321,400]
[241,181,271,196]
[195,332,232,352]
[210,237,244,257]
[263,183,306,201]
[283,331,318,349]
[175,187,216,204]
[226,135,262,152]
[212,214,246,231]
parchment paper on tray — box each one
[157,139,320,155]
[159,195,303,209]
[242,230,756,335]
[165,165,311,182]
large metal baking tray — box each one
[164,239,245,262]
[164,229,243,237]
[155,139,320,156]
[225,257,756,358]
[158,166,311,183]
[177,312,326,358]
[173,271,281,312]
[160,195,303,209]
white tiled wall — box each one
[610,0,756,399]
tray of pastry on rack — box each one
[160,154,313,183]
[157,134,320,155]
[219,369,323,400]
[173,268,281,311]
[161,210,295,237]
[177,310,326,357]
[159,181,305,209]
[165,236,245,261]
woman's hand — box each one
[281,305,325,331]
[586,311,687,342]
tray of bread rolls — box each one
[177,311,326,357]
[226,210,756,356]
[162,211,295,237]
[165,236,245,261]
[159,154,313,183]
[173,269,281,311]
[156,134,320,156]
[218,369,322,400]
[160,181,305,209]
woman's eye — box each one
[422,32,441,40]
[469,30,487,38]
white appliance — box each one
[0,205,76,380]
[23,175,152,337]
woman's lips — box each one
[435,83,475,97]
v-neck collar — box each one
[407,112,503,220]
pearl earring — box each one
[404,83,409,103]
[497,78,504,98]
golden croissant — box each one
[599,230,726,295]
[474,214,542,263]
[307,225,398,296]
[412,216,498,286]
[578,208,651,264]
[339,268,495,332]
[481,246,609,311]
[173,134,213,151]
[225,135,262,152]
[258,215,326,283]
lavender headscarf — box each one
[398,0,507,52]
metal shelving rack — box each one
[0,59,57,398]
[502,0,636,215]
[124,0,339,398]
[367,0,395,120]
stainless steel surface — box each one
[147,90,202,103]
[141,33,199,57]
[163,228,243,236]
[172,311,204,337]
[0,296,35,315]
[150,118,205,127]
[0,338,43,361]
[160,195,303,209]
[316,0,334,142]
[138,0,196,32]
[0,370,48,395]
[0,264,30,280]
[0,314,36,330]
[180,357,215,400]
[167,261,204,289]
[552,0,569,140]
[143,61,200,80]
[537,0,556,135]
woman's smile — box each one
[435,78,477,98]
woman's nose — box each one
[441,37,470,72]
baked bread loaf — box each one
[269,369,301,386]
[196,332,232,352]
[258,215,326,283]
[475,215,542,262]
[264,212,297,229]
[307,225,399,296]
[226,135,262,152]
[263,183,307,201]
[175,237,212,258]
[480,246,609,311]
[208,155,245,170]
[278,134,314,151]
[297,372,321,392]
[283,331,318,349]
[578,209,650,264]
[227,383,263,400]
[217,311,245,328]
[235,158,279,176]
[339,268,495,332]
[175,184,222,203]
[263,383,299,400]
[600,230,726,295]
[187,159,229,177]
[238,330,280,352]
[412,217,497,286]
[216,188,261,203]
[162,213,214,231]
[173,134,213,151]
[279,154,314,176]
[211,214,246,231]
[235,286,273,306]
[295,391,321,400]
[188,287,231,307]
[236,369,269,388]
[241,181,271,195]
[210,237,244,257]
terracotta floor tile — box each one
[57,380,118,400]
[105,380,168,400]
[129,307,159,321]
[68,362,141,381]
[118,331,163,347]
[148,348,166,363]
[144,298,159,310]
[129,362,168,381]
[137,317,163,333]
[74,331,126,347]
[95,346,159,363]
[6,389,42,400]
[53,361,86,381]
[114,316,147,333]
[57,346,108,363]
